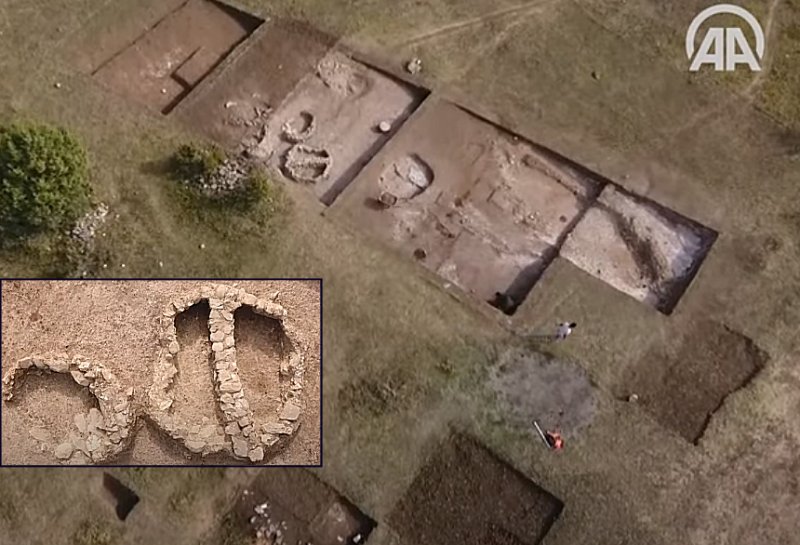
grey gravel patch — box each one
[489,348,597,437]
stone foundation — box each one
[2,354,136,464]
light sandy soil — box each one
[0,279,321,465]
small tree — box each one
[0,123,91,241]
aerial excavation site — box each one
[0,0,798,544]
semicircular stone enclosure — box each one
[2,355,136,464]
[1,283,311,465]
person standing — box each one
[555,322,577,340]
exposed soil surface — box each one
[390,433,563,545]
[331,98,600,310]
[178,18,335,147]
[92,0,262,113]
[173,300,220,427]
[619,320,768,443]
[490,347,597,437]
[233,306,285,431]
[0,280,320,465]
[222,469,375,545]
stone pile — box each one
[193,158,250,197]
[148,283,308,462]
[2,354,136,464]
[281,111,316,143]
[283,144,332,184]
[250,501,297,545]
[70,203,109,244]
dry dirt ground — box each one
[0,280,321,465]
[0,0,799,544]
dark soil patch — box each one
[389,433,563,545]
[221,469,375,545]
[619,320,768,443]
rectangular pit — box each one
[222,469,376,545]
[251,51,427,205]
[560,184,717,314]
[331,99,600,312]
[102,473,140,521]
[620,321,767,443]
[389,433,563,545]
[92,0,262,114]
[176,19,336,147]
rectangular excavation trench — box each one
[91,0,263,114]
[620,322,767,443]
[224,469,376,544]
[389,433,564,545]
[331,98,717,316]
[252,51,429,205]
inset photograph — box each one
[0,279,321,466]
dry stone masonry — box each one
[147,283,309,462]
[2,354,136,464]
[2,283,311,464]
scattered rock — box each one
[279,403,301,421]
[248,446,264,462]
[70,369,90,387]
[263,422,293,435]
[225,422,241,435]
[30,428,52,442]
[54,442,74,460]
[186,440,205,453]
[281,111,316,143]
[406,57,422,74]
[232,436,250,458]
[74,413,87,434]
[283,144,332,184]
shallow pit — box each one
[619,321,767,443]
[233,306,286,425]
[560,185,718,314]
[389,433,563,545]
[222,468,376,545]
[173,300,219,426]
[102,473,140,521]
[92,0,263,113]
[257,50,428,205]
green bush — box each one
[0,123,91,241]
[168,142,289,236]
[170,142,225,186]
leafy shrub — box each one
[169,142,225,187]
[168,143,289,236]
[0,123,92,241]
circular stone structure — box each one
[147,283,309,462]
